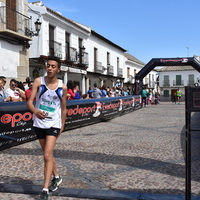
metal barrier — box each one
[185,86,200,200]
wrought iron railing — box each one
[77,51,88,65]
[0,6,30,36]
[95,61,103,73]
[69,47,77,62]
[107,65,114,75]
[173,80,184,86]
[163,81,170,87]
[49,40,62,58]
[117,68,123,77]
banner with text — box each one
[0,95,141,151]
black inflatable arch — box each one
[134,57,200,94]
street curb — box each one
[1,183,200,200]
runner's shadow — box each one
[2,145,200,182]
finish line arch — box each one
[134,57,200,94]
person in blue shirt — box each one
[0,78,6,102]
[87,86,93,98]
[74,85,82,99]
[100,85,107,98]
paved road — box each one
[0,102,200,200]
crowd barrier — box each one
[0,95,141,151]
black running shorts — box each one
[34,127,61,139]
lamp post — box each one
[26,18,42,37]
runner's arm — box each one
[27,78,45,119]
[60,84,67,133]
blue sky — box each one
[28,0,200,63]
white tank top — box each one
[33,77,63,129]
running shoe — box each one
[38,190,49,200]
[49,176,62,191]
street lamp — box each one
[26,19,42,37]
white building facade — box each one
[85,30,126,90]
[124,53,158,93]
[158,65,200,101]
[0,0,31,86]
[28,1,91,93]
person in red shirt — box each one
[66,80,77,100]
[25,81,34,101]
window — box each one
[117,57,119,69]
[107,52,110,65]
[163,90,169,97]
[127,67,130,78]
[49,25,55,56]
[65,32,70,60]
[6,0,16,31]
[163,75,169,86]
[94,48,98,69]
[188,74,194,86]
[176,75,182,85]
[134,69,137,77]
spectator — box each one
[5,79,26,102]
[87,86,93,98]
[23,77,31,90]
[25,81,34,101]
[109,87,116,97]
[66,80,76,100]
[141,87,147,107]
[0,78,6,102]
[92,83,102,98]
[82,94,90,99]
[0,76,6,88]
[100,85,107,98]
[74,85,82,99]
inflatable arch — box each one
[134,57,200,95]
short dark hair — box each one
[94,83,97,87]
[47,56,61,68]
[28,81,34,87]
[10,79,17,84]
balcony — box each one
[69,47,77,62]
[107,65,114,76]
[173,80,184,86]
[0,6,31,42]
[95,61,103,73]
[49,40,62,58]
[187,80,195,86]
[163,81,170,87]
[77,51,89,66]
[117,68,123,77]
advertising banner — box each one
[0,95,141,151]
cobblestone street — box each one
[0,102,200,200]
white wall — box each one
[0,40,21,78]
[86,34,125,76]
[159,70,200,87]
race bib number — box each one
[39,104,56,119]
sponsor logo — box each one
[160,58,188,63]
[0,112,33,127]
[66,104,96,117]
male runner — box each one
[27,56,67,200]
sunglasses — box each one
[11,84,16,87]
